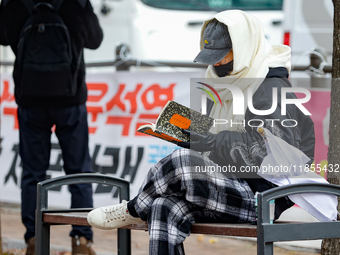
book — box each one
[137,100,214,145]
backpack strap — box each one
[20,0,35,14]
[51,0,64,12]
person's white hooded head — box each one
[194,10,291,133]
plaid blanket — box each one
[132,149,256,255]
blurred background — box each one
[0,0,334,72]
[0,0,335,254]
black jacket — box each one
[0,0,103,108]
[208,67,315,219]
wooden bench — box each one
[35,173,340,255]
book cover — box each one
[137,100,214,145]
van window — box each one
[141,0,283,11]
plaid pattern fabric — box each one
[133,149,256,255]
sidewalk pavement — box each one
[1,202,320,255]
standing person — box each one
[0,0,103,254]
[87,10,316,255]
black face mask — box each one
[214,60,233,77]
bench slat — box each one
[43,212,89,226]
[191,223,257,237]
[43,212,257,237]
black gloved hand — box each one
[177,129,217,152]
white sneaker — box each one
[87,200,143,230]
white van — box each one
[88,0,284,63]
[0,0,284,65]
[282,0,333,68]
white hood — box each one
[198,10,291,133]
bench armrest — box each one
[258,183,340,224]
[35,173,131,255]
[257,183,340,255]
[36,173,130,212]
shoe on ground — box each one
[25,237,35,255]
[87,200,143,230]
[72,236,96,255]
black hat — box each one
[194,19,232,65]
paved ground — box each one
[1,202,320,255]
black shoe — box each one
[25,237,35,255]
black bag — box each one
[13,0,80,97]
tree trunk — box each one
[321,0,340,254]
[0,211,3,255]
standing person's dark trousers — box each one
[18,104,94,242]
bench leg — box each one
[36,223,50,255]
[257,241,274,255]
[117,229,131,255]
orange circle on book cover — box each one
[169,114,191,129]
